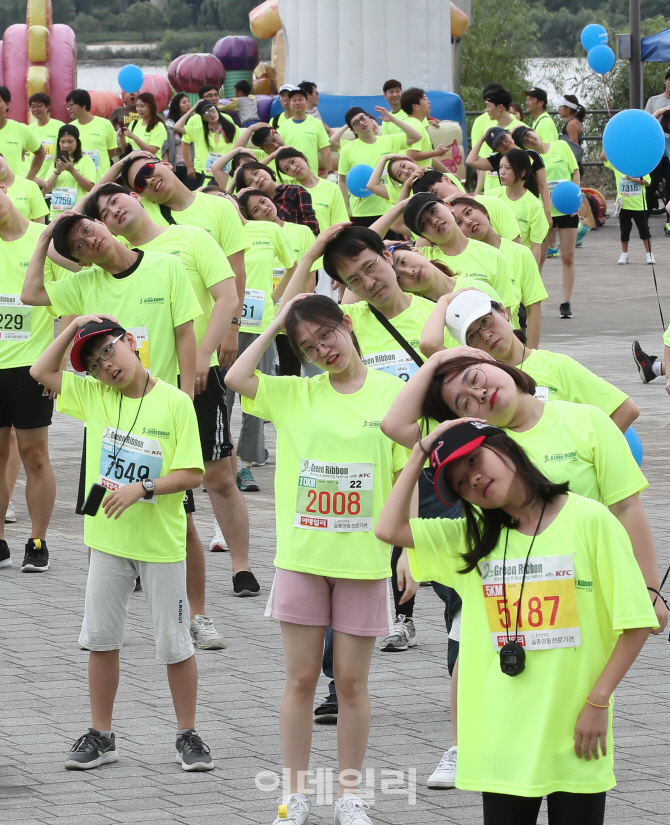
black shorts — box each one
[0,365,53,429]
[552,214,579,229]
[192,366,233,462]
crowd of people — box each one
[0,70,669,825]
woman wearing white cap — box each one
[556,95,586,148]
[420,287,639,433]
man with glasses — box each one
[278,88,333,176]
[27,93,64,188]
[0,86,45,179]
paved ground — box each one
[2,215,670,825]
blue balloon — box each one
[602,109,665,177]
[346,164,374,198]
[625,427,643,467]
[587,44,615,75]
[550,181,582,215]
[580,24,608,51]
[118,64,144,94]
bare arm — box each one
[26,145,46,180]
[319,145,333,176]
[338,174,352,217]
[218,250,246,370]
[375,443,425,548]
[466,134,493,172]
[374,107,422,146]
[531,242,543,268]
[536,168,551,222]
[175,320,196,400]
[408,142,447,163]
[22,227,54,305]
[173,107,197,136]
[609,398,639,432]
[419,294,452,357]
[278,223,350,310]
[665,345,670,397]
[195,278,238,394]
[329,123,348,147]
[234,121,269,149]
[525,301,542,350]
[366,154,393,200]
[369,198,409,239]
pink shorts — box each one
[265,568,393,637]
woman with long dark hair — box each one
[377,416,657,825]
[44,124,97,219]
[119,92,167,157]
[275,146,348,231]
[164,92,193,186]
[176,99,240,183]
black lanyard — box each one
[105,373,150,477]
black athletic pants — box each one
[619,208,651,242]
[482,791,606,825]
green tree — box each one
[166,0,191,28]
[461,0,540,109]
[197,0,257,30]
[120,0,167,35]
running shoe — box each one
[427,746,458,789]
[617,252,629,265]
[546,246,559,258]
[209,520,228,552]
[664,222,670,237]
[559,302,572,319]
[271,794,311,824]
[0,539,12,568]
[250,447,270,467]
[22,538,49,572]
[333,793,372,824]
[379,615,416,651]
[175,730,214,771]
[314,690,338,724]
[65,729,118,770]
[632,341,658,383]
[232,570,260,596]
[5,500,16,523]
[237,467,260,492]
[647,251,656,265]
[575,223,589,247]
[190,614,227,649]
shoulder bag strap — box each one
[367,304,425,368]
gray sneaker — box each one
[65,728,118,770]
[190,615,226,650]
[379,615,417,651]
[175,729,214,771]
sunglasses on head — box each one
[132,162,156,193]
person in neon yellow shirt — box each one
[381,78,408,136]
[274,147,348,231]
[66,89,118,177]
[278,87,332,175]
[118,93,168,157]
[225,293,408,825]
[0,154,48,222]
[177,100,239,182]
[31,315,214,773]
[28,92,64,185]
[523,87,559,142]
[602,155,652,265]
[43,125,96,221]
[420,287,639,432]
[401,87,449,169]
[377,417,656,816]
[0,85,45,178]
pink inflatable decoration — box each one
[140,74,172,111]
[174,53,225,94]
[213,36,260,71]
[168,55,188,91]
[88,90,123,120]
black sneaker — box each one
[22,538,49,572]
[0,539,12,569]
[632,341,658,383]
[559,302,572,319]
[65,728,118,770]
[314,692,338,724]
[175,730,214,771]
[232,570,260,597]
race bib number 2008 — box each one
[295,460,373,532]
[480,554,581,652]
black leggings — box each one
[619,208,651,242]
[482,791,606,825]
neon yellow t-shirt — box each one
[134,225,234,368]
[278,115,330,174]
[382,108,409,136]
[183,114,239,175]
[127,118,169,154]
[405,116,433,167]
[141,192,247,258]
[506,400,647,505]
[242,368,407,578]
[604,160,650,212]
[408,493,656,795]
[338,133,407,218]
[75,116,118,176]
[273,220,317,290]
[420,238,517,312]
[7,175,48,221]
[541,140,579,217]
[58,373,204,563]
[532,112,559,143]
[479,122,515,192]
[0,221,69,369]
[521,349,628,414]
[344,295,457,380]
[45,250,202,386]
[470,111,496,146]
[0,119,41,175]
[487,186,549,247]
[474,194,521,241]
[498,237,547,325]
[29,118,65,179]
[241,221,295,334]
[48,155,98,219]
[664,324,670,349]
[306,177,349,231]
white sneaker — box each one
[333,794,372,824]
[647,251,656,265]
[272,793,310,824]
[617,252,629,265]
[4,500,16,523]
[379,615,417,651]
[427,745,458,788]
[209,520,228,552]
[190,615,226,650]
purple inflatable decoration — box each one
[213,36,260,71]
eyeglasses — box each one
[456,368,487,417]
[466,314,495,347]
[346,254,380,289]
[301,328,337,363]
[132,162,156,193]
[87,334,124,376]
[350,114,370,129]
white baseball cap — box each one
[554,96,578,110]
[278,84,299,93]
[446,290,493,346]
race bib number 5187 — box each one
[295,460,373,532]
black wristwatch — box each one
[231,316,241,326]
[141,478,155,500]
